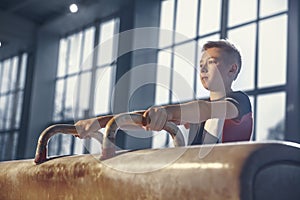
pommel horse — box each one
[0,112,300,200]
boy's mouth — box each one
[201,76,208,81]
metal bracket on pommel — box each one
[100,113,185,160]
[34,113,185,164]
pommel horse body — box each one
[0,112,300,200]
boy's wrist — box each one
[164,105,178,122]
[96,115,113,128]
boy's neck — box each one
[209,88,233,101]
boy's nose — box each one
[200,64,208,73]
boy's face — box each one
[199,47,232,92]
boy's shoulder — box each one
[227,90,250,100]
[226,90,252,113]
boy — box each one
[76,40,253,144]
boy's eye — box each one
[208,59,217,65]
[199,58,217,69]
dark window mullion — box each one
[193,0,202,99]
[108,18,120,114]
[220,0,229,39]
[168,0,178,104]
[252,0,261,141]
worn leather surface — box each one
[1,142,293,200]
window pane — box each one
[15,91,23,129]
[152,130,169,148]
[19,53,27,89]
[175,0,198,43]
[258,15,287,88]
[48,134,71,156]
[60,135,72,155]
[11,132,18,159]
[155,49,172,105]
[0,133,8,159]
[228,24,256,91]
[100,19,116,43]
[74,137,84,154]
[0,96,6,129]
[10,57,18,91]
[5,94,13,129]
[199,0,221,35]
[48,134,59,156]
[64,75,77,120]
[90,137,102,154]
[81,27,95,71]
[172,42,196,103]
[1,59,11,94]
[53,79,65,121]
[159,0,175,48]
[228,0,257,27]
[68,32,83,75]
[94,66,114,115]
[57,39,68,77]
[260,0,288,18]
[77,72,92,119]
[0,62,2,90]
[98,19,117,66]
[256,92,285,141]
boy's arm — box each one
[75,110,146,138]
[169,100,239,123]
[75,115,111,138]
[144,100,239,131]
[75,99,239,137]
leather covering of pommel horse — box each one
[0,113,300,200]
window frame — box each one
[51,17,120,156]
[157,0,288,142]
[0,53,28,161]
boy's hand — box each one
[143,106,168,131]
[75,118,101,139]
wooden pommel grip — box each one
[101,113,185,160]
[34,124,79,164]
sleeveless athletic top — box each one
[188,91,253,145]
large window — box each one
[0,53,28,161]
[156,0,288,145]
[50,18,119,156]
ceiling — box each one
[0,0,102,25]
[0,0,131,59]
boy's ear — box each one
[229,64,238,77]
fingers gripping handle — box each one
[101,113,185,160]
[34,124,79,164]
[34,114,185,163]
